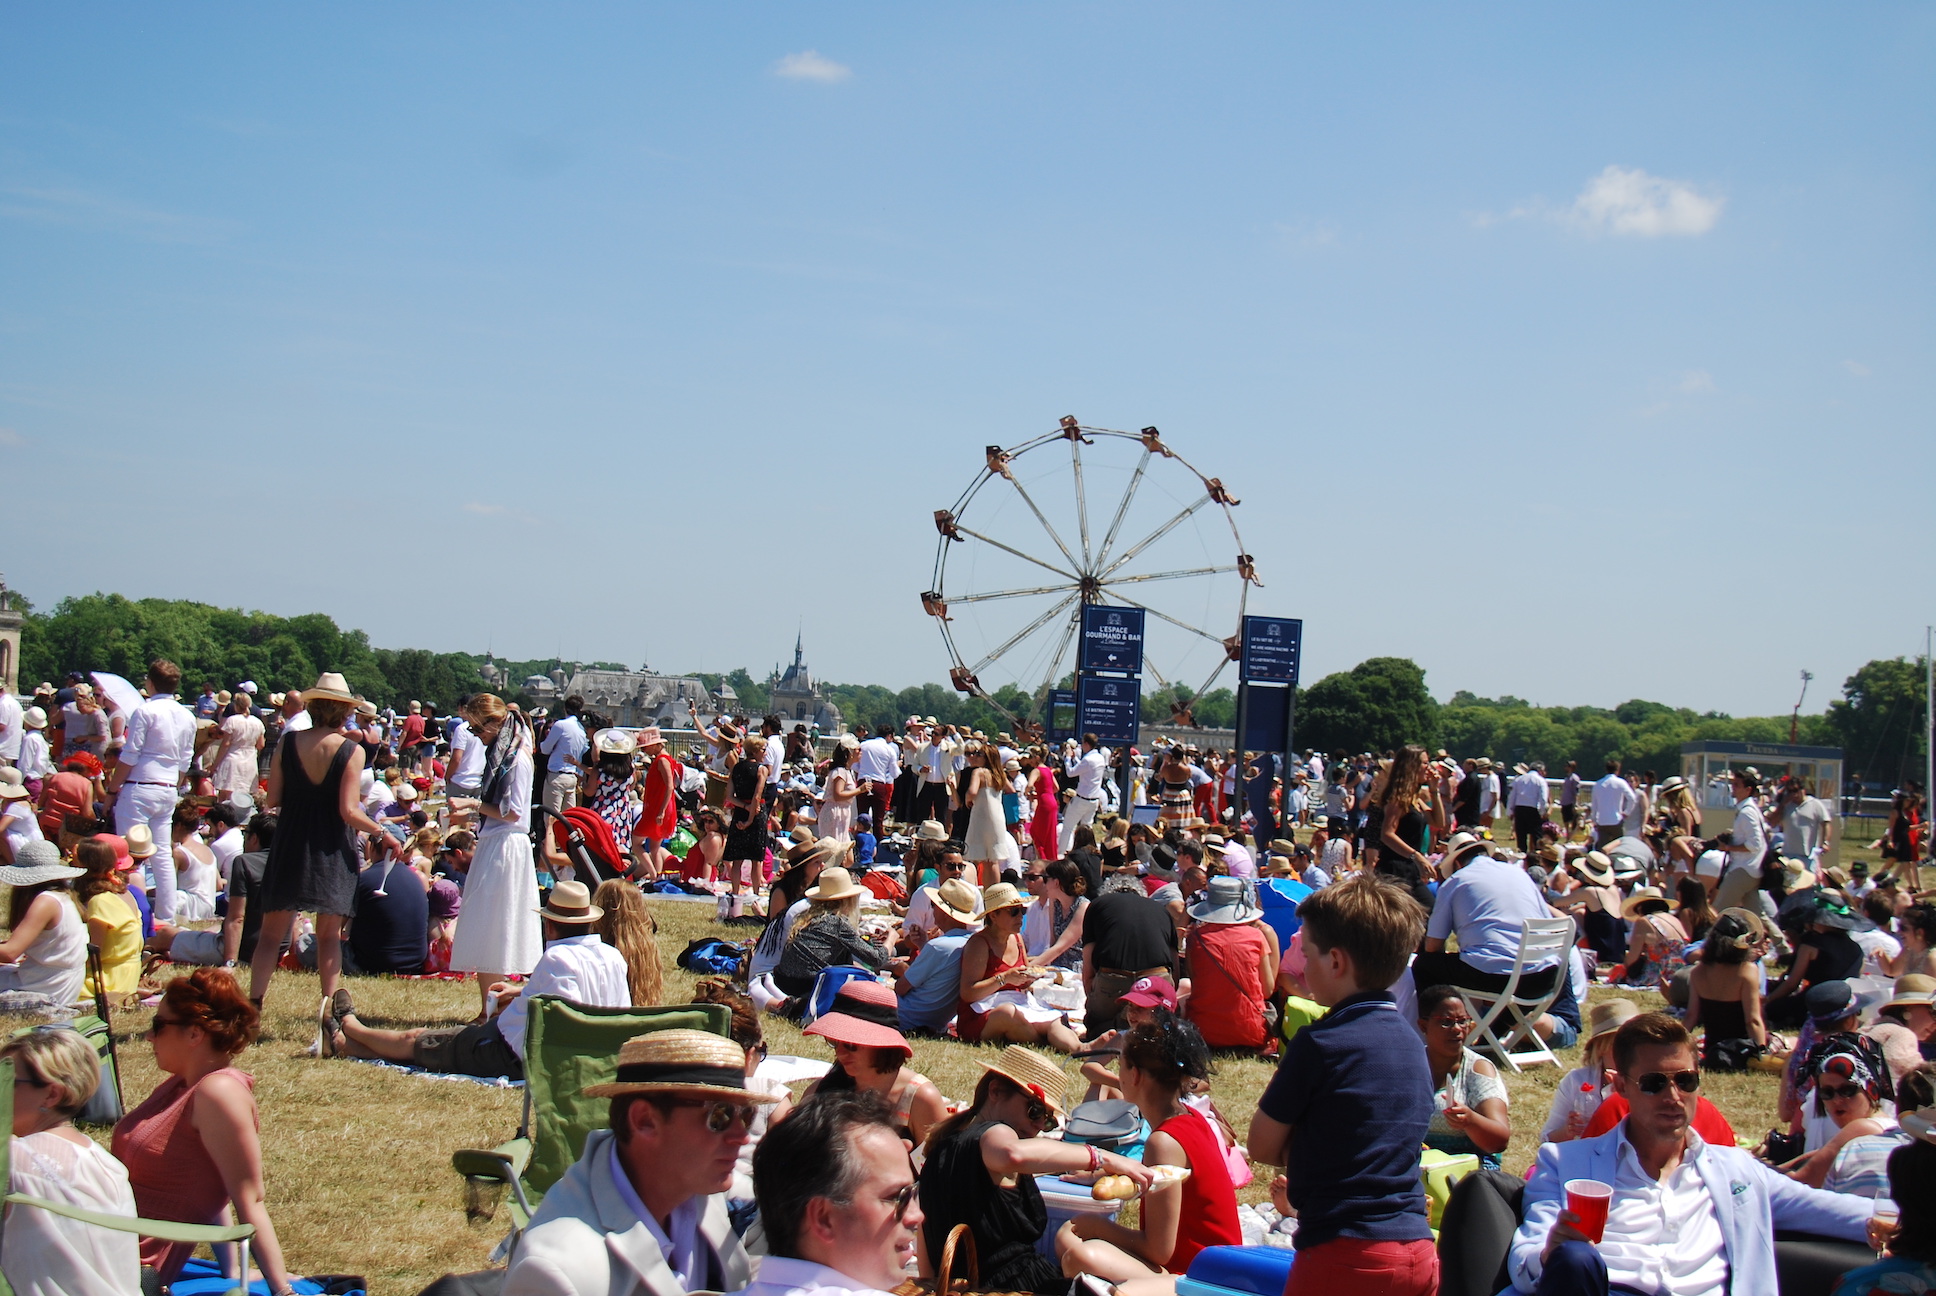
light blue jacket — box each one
[1508,1123,1874,1294]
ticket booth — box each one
[1679,740,1844,867]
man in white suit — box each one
[506,1029,779,1296]
[1510,1012,1878,1295]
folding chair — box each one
[1461,918,1573,1072]
[450,997,730,1237]
[0,1058,256,1296]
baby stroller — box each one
[537,806,628,886]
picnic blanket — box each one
[344,1056,523,1089]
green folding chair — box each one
[450,997,731,1233]
[0,1057,256,1296]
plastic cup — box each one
[1564,1178,1614,1244]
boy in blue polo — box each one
[1245,874,1436,1296]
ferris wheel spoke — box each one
[1029,612,1082,719]
[1189,657,1231,704]
[950,581,1080,605]
[1001,474,1085,576]
[1071,438,1093,569]
[1101,590,1227,648]
[1095,447,1152,568]
[968,592,1080,678]
[954,524,1081,583]
[1099,494,1211,579]
[1103,564,1238,587]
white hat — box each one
[22,706,47,730]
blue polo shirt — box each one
[1256,989,1432,1250]
[899,931,969,1032]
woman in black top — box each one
[1371,745,1444,908]
[722,736,768,897]
[1685,911,1768,1068]
[919,1047,1149,1294]
[1765,890,1866,1028]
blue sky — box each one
[4,5,1930,716]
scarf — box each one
[478,710,533,812]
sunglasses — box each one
[1024,872,1046,882]
[1024,1099,1058,1127]
[146,1014,186,1038]
[1634,1070,1701,1096]
[1818,1083,1868,1104]
[886,1178,919,1221]
[671,1099,757,1133]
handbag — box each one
[891,1223,1036,1296]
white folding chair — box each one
[1462,917,1573,1072]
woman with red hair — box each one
[112,969,299,1292]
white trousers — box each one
[116,782,179,922]
[1058,792,1102,857]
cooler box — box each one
[1257,878,1313,946]
[1032,1175,1123,1258]
[1177,1244,1296,1296]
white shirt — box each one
[0,692,21,760]
[17,730,52,781]
[282,710,313,733]
[856,737,900,784]
[723,1255,899,1296]
[1507,770,1549,813]
[921,741,952,783]
[1853,927,1902,977]
[3,1130,141,1296]
[1066,747,1110,800]
[905,885,984,936]
[1590,774,1635,827]
[1481,772,1501,813]
[447,718,486,787]
[495,933,631,1059]
[1728,797,1768,874]
[116,695,196,784]
[1596,1129,1727,1296]
[763,737,785,788]
[210,826,243,886]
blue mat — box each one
[170,1257,364,1295]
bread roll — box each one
[1091,1174,1139,1201]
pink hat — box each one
[636,726,665,748]
[1119,975,1178,1011]
[90,833,136,873]
[803,980,912,1056]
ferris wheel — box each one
[924,418,1261,737]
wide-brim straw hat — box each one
[1780,857,1817,890]
[1620,886,1668,920]
[1881,974,1936,1015]
[805,866,865,902]
[926,878,981,925]
[1189,875,1264,925]
[915,819,950,842]
[0,840,83,887]
[305,673,358,705]
[1442,831,1490,870]
[1658,776,1688,793]
[635,726,665,749]
[124,824,159,859]
[583,1029,780,1101]
[536,879,603,925]
[1584,997,1642,1045]
[803,980,912,1055]
[981,882,1027,915]
[980,1045,1069,1118]
[1570,850,1615,886]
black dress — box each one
[723,758,767,862]
[259,732,360,917]
[920,1120,1063,1295]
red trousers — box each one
[1282,1237,1437,1296]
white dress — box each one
[211,713,263,797]
[0,894,85,1007]
[964,776,1020,866]
[451,743,542,976]
[3,1130,141,1296]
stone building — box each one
[768,633,843,734]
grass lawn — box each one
[5,869,1799,1296]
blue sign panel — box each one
[1048,690,1076,742]
[1077,675,1141,746]
[1240,616,1304,685]
[1239,682,1295,755]
[1080,605,1146,674]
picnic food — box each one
[1092,1174,1140,1201]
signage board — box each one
[1238,681,1295,756]
[1079,605,1146,674]
[1048,689,1076,742]
[1240,615,1304,685]
[1076,675,1142,746]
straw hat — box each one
[1620,886,1669,920]
[536,879,604,925]
[0,840,83,887]
[915,820,950,842]
[805,866,866,902]
[582,1029,781,1101]
[0,768,28,802]
[803,980,912,1056]
[1441,832,1490,870]
[1570,850,1615,886]
[305,672,358,705]
[980,1045,1069,1118]
[980,882,1027,915]
[124,823,159,860]
[1268,838,1299,858]
[926,877,982,925]
[1779,857,1817,891]
[1583,998,1641,1046]
[1880,974,1936,1015]
[1189,876,1264,925]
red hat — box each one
[90,833,136,873]
[1119,975,1177,1011]
[803,980,912,1056]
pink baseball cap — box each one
[1119,975,1177,1011]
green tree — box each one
[1827,658,1929,788]
[1298,657,1439,754]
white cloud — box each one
[774,50,851,83]
[1843,360,1872,378]
[1567,165,1722,237]
[1675,370,1716,394]
[463,501,509,516]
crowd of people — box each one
[1,665,1935,1296]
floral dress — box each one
[589,771,642,852]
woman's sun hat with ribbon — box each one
[304,672,358,705]
[980,882,1028,915]
[804,980,912,1057]
[1188,875,1263,926]
[804,866,866,902]
[536,879,603,925]
[0,769,28,802]
[0,840,83,887]
[980,1044,1069,1118]
[1571,850,1616,886]
[1583,997,1641,1047]
[1620,886,1670,920]
[583,1029,780,1102]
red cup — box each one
[1564,1178,1613,1244]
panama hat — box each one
[1584,997,1642,1046]
[1620,886,1670,920]
[803,980,912,1056]
[926,877,982,925]
[1189,875,1264,925]
[124,823,159,859]
[915,819,950,842]
[22,706,46,730]
[1441,832,1490,870]
[979,1045,1069,1119]
[805,866,866,902]
[980,882,1028,915]
[1657,776,1689,793]
[0,769,28,802]
[583,1029,780,1101]
[536,879,604,925]
[304,673,358,705]
[1880,974,1936,1015]
[0,840,83,887]
[593,729,637,757]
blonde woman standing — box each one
[447,694,542,1020]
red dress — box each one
[111,1067,256,1280]
[1185,923,1269,1049]
[957,935,1027,1042]
[1156,1106,1242,1271]
[1029,769,1060,860]
[641,753,681,844]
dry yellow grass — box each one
[6,877,1798,1295]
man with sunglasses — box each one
[507,1029,779,1296]
[1508,1012,1878,1296]
[724,1091,922,1296]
